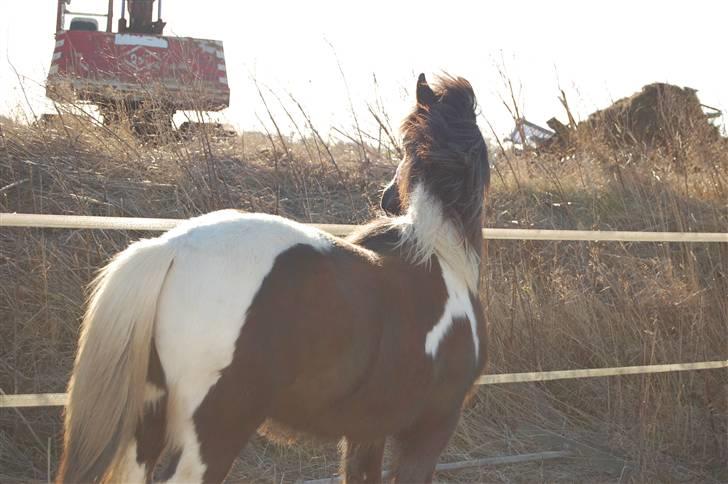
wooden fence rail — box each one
[3,360,727,409]
[2,213,728,243]
[1,212,726,410]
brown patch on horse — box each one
[134,342,168,480]
[191,228,481,478]
[341,439,385,483]
[156,448,183,482]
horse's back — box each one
[160,209,331,254]
[151,210,335,418]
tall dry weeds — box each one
[0,85,726,483]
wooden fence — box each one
[1,211,727,410]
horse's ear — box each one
[416,73,436,107]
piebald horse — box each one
[58,74,490,483]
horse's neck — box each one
[397,185,480,293]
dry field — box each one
[0,97,726,482]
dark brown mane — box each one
[398,75,490,252]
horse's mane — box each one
[399,75,489,251]
[351,75,489,286]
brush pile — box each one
[548,83,723,169]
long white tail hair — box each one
[57,237,175,483]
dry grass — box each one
[0,93,726,483]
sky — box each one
[1,0,726,139]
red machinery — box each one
[47,0,230,129]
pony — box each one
[57,73,490,483]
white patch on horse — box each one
[151,210,331,479]
[144,382,165,409]
[116,441,146,483]
[394,184,480,292]
[160,424,206,483]
[425,259,479,360]
[391,184,481,360]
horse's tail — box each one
[57,237,175,483]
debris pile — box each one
[513,83,722,152]
[577,83,721,149]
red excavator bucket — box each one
[47,30,230,111]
